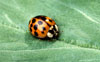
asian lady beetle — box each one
[29,15,59,39]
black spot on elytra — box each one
[41,17,46,21]
[41,31,44,34]
[49,19,52,22]
[42,27,46,30]
[47,23,51,27]
[32,19,36,23]
[34,32,38,36]
[38,21,43,25]
[49,30,54,34]
[34,24,38,30]
[30,28,32,32]
[30,24,32,27]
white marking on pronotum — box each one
[55,25,58,31]
[47,32,53,38]
[49,26,53,30]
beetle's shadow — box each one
[24,31,57,50]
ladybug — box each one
[29,15,59,39]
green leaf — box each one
[0,0,100,62]
[0,46,100,62]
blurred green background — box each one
[0,0,100,62]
